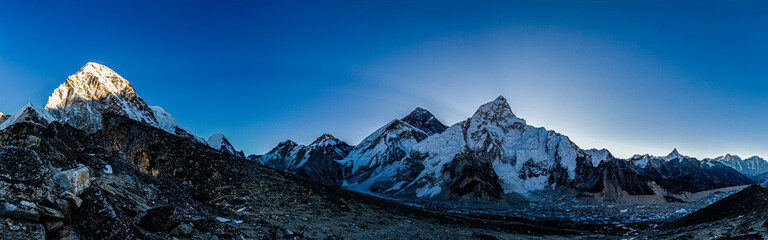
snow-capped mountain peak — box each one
[45,62,136,110]
[666,148,685,160]
[716,154,741,162]
[400,107,448,136]
[311,133,343,146]
[470,95,525,128]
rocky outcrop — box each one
[0,146,49,183]
[0,104,54,130]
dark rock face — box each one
[138,206,179,232]
[572,152,754,203]
[666,185,768,228]
[400,107,448,136]
[444,149,504,201]
[71,187,148,240]
[0,146,48,183]
[639,156,754,193]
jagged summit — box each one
[666,148,684,160]
[470,95,525,128]
[45,62,137,110]
[400,107,447,135]
[311,133,343,146]
[708,154,768,180]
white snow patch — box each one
[103,165,113,174]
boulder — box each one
[59,191,82,209]
[170,222,193,237]
[52,166,91,196]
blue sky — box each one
[1,1,767,159]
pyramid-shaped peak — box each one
[401,107,447,135]
[45,62,138,110]
[311,133,344,146]
[666,148,685,160]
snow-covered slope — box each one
[584,148,611,167]
[207,133,245,158]
[0,62,200,142]
[339,119,430,193]
[382,96,582,202]
[43,62,196,138]
[256,134,353,185]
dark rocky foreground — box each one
[0,114,611,239]
[630,184,768,239]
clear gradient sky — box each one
[1,1,767,159]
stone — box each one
[52,166,91,196]
[138,206,178,232]
[0,200,39,221]
[170,222,193,237]
[0,146,48,183]
[37,205,65,220]
[44,220,64,231]
[59,191,82,209]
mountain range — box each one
[258,98,767,205]
[2,62,768,238]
